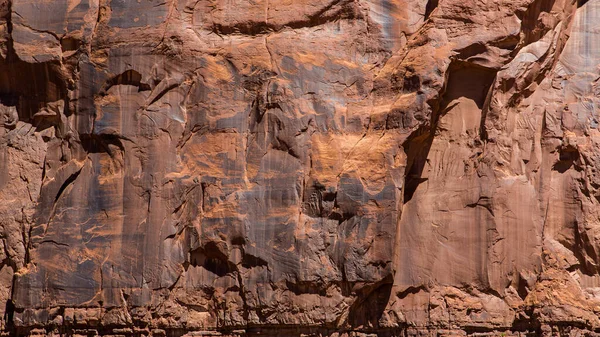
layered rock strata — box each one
[1,0,600,336]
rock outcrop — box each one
[1,0,600,336]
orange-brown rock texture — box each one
[3,0,600,336]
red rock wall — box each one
[1,0,600,336]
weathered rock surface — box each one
[2,0,600,336]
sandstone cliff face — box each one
[1,0,600,336]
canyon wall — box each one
[1,0,600,335]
